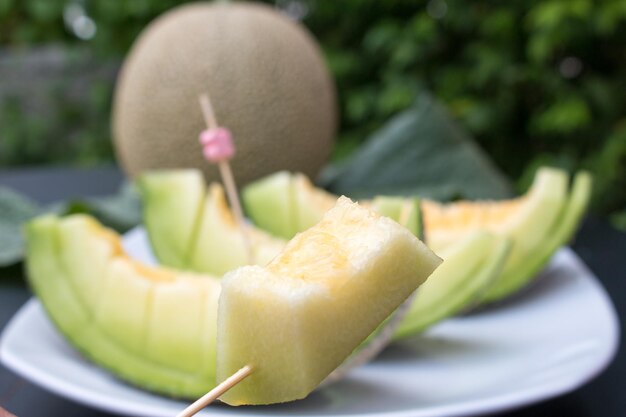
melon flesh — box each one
[139,171,286,275]
[188,183,285,275]
[424,168,569,301]
[137,170,205,269]
[243,171,424,238]
[484,171,592,299]
[394,231,510,338]
[369,196,422,238]
[243,170,336,239]
[25,215,221,398]
[243,168,588,303]
[217,197,441,405]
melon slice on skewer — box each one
[216,197,441,405]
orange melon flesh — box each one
[242,167,586,304]
[216,197,442,405]
[423,167,568,301]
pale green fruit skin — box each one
[25,215,220,399]
[137,170,205,269]
[187,184,285,276]
[113,2,336,186]
[482,171,592,302]
[244,169,590,308]
[394,232,511,338]
[478,168,570,302]
[217,198,442,405]
[242,172,425,239]
[139,170,286,276]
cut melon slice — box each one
[139,171,286,275]
[424,168,570,302]
[137,170,205,269]
[26,201,439,403]
[482,171,592,300]
[394,231,511,338]
[242,171,336,239]
[217,197,442,405]
[243,168,589,303]
[187,184,285,275]
[369,196,422,238]
[243,172,423,238]
[25,214,221,398]
[240,171,295,239]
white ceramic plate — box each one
[0,228,619,417]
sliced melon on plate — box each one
[424,168,571,302]
[483,171,592,301]
[26,200,440,403]
[217,197,442,405]
[137,170,205,269]
[394,231,511,338]
[242,171,336,239]
[242,167,590,304]
[25,214,221,398]
[187,183,286,275]
[139,170,286,275]
[370,195,422,238]
[240,171,295,239]
[243,171,425,238]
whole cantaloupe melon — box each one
[113,2,337,185]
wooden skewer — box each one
[198,93,254,264]
[175,365,254,417]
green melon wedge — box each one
[187,184,286,275]
[137,170,205,269]
[394,231,511,338]
[370,196,422,238]
[25,214,220,398]
[241,171,296,239]
[481,171,592,301]
[243,172,425,238]
[216,197,442,405]
[243,171,336,239]
[139,170,286,276]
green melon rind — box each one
[25,215,218,399]
[482,171,592,302]
[371,196,422,238]
[137,170,206,269]
[242,171,296,239]
[479,168,568,302]
[394,232,511,338]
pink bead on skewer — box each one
[199,127,235,162]
[198,93,253,264]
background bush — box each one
[0,0,625,227]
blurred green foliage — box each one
[0,0,625,226]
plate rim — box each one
[0,248,620,417]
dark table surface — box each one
[0,166,624,417]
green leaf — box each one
[63,182,142,232]
[319,94,513,201]
[0,182,141,268]
[0,187,42,266]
